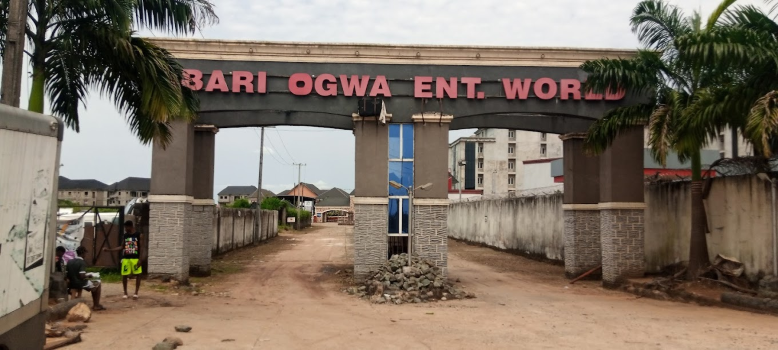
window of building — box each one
[68,192,71,196]
[508,130,516,139]
[508,174,516,187]
[508,143,515,154]
[388,124,414,236]
[540,133,547,141]
[477,159,484,170]
[84,191,88,196]
[92,192,95,198]
[477,174,484,187]
[508,159,515,170]
[477,142,484,154]
[540,144,547,157]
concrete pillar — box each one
[599,127,645,287]
[411,114,452,276]
[149,121,194,283]
[352,116,389,279]
[560,133,601,279]
[190,125,218,277]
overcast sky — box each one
[16,0,765,198]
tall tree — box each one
[677,1,778,157]
[0,0,218,145]
[581,0,736,279]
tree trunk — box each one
[28,65,45,113]
[687,149,710,280]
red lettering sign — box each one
[461,77,483,99]
[182,69,203,90]
[436,77,457,99]
[340,75,369,97]
[232,71,254,93]
[289,73,313,96]
[369,76,391,97]
[533,78,557,100]
[315,74,337,96]
[560,79,581,100]
[414,76,433,98]
[502,78,531,100]
[205,70,229,92]
[257,72,267,94]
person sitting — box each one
[66,246,105,310]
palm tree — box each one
[0,0,218,145]
[677,1,778,157]
[581,0,737,280]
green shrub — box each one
[261,197,284,210]
[227,198,251,208]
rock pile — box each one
[346,254,475,304]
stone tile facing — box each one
[189,205,214,276]
[149,202,192,282]
[600,208,645,287]
[412,205,448,277]
[354,204,388,279]
[564,210,601,279]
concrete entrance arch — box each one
[148,39,647,286]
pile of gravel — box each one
[346,254,475,304]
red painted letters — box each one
[232,71,254,93]
[315,74,337,96]
[436,77,457,99]
[560,79,581,100]
[205,70,229,92]
[182,69,203,90]
[461,77,482,99]
[369,76,392,97]
[289,73,313,96]
[257,72,267,94]
[533,78,557,100]
[414,76,433,98]
[502,78,532,100]
[340,75,370,96]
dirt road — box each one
[71,223,778,349]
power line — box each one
[252,128,290,166]
[275,128,297,164]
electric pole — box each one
[1,0,28,107]
[293,163,306,228]
[255,127,265,245]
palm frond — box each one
[724,4,778,36]
[44,36,89,131]
[631,0,691,51]
[706,0,737,30]
[584,103,655,155]
[134,0,218,35]
[745,90,778,156]
[646,89,684,166]
[675,26,778,71]
[580,50,666,96]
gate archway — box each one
[148,39,648,286]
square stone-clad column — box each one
[353,199,388,279]
[412,201,449,277]
[599,127,645,287]
[560,133,601,279]
[189,203,215,276]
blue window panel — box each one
[401,198,409,234]
[388,161,414,196]
[389,124,401,159]
[402,124,414,159]
[388,198,400,233]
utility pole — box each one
[1,0,28,107]
[255,127,265,245]
[457,160,466,201]
[293,163,306,229]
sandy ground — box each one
[68,223,778,350]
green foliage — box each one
[286,207,311,222]
[86,267,122,283]
[260,197,285,210]
[227,198,252,208]
[1,0,218,144]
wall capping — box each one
[148,38,638,68]
[192,199,216,206]
[414,198,450,206]
[353,197,389,205]
[598,202,646,210]
[411,113,453,123]
[562,204,600,211]
[148,195,194,203]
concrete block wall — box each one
[189,205,215,276]
[212,208,278,255]
[412,205,448,276]
[564,210,601,278]
[600,208,645,287]
[354,204,388,279]
[148,202,192,282]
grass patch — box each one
[85,267,123,283]
[211,262,244,276]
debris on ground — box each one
[152,342,176,350]
[174,325,192,333]
[345,254,475,304]
[163,336,184,347]
[43,328,82,350]
[66,303,92,323]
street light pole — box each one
[255,127,265,245]
[1,0,28,107]
[457,160,466,201]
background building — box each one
[217,185,258,204]
[106,177,150,206]
[58,176,109,206]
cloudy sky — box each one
[20,0,765,197]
